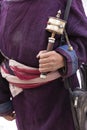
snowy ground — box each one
[0,0,87,130]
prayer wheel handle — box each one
[40,10,66,79]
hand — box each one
[3,111,16,121]
[37,50,65,73]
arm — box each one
[0,72,13,115]
[0,52,15,120]
[37,0,87,78]
[56,0,87,77]
[0,0,15,119]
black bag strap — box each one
[64,0,72,21]
[63,1,80,130]
[60,0,72,46]
[62,1,87,130]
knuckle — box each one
[51,57,56,62]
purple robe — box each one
[0,0,87,130]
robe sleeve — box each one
[55,0,87,78]
[0,0,13,116]
[0,71,14,116]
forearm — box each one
[55,0,87,78]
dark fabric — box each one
[0,100,13,116]
[0,0,87,130]
[64,64,87,130]
[0,73,11,104]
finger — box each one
[39,57,50,64]
[11,112,16,118]
[39,51,56,59]
[3,111,16,121]
[39,63,52,72]
[36,50,47,58]
[39,67,51,73]
[4,115,15,121]
[39,52,51,59]
[39,62,51,68]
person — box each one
[0,0,87,130]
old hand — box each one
[3,111,16,121]
[37,50,65,73]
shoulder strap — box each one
[60,0,72,45]
[63,1,81,130]
[64,0,72,21]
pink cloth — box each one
[1,59,61,88]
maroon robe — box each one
[0,0,87,130]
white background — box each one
[0,117,17,130]
[0,0,87,130]
[82,0,87,16]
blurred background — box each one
[0,0,87,130]
[0,117,17,130]
[82,0,87,16]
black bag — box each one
[64,64,87,130]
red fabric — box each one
[10,66,40,80]
[1,64,48,88]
